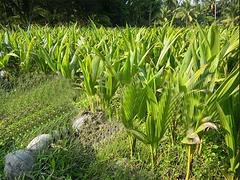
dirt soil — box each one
[75,110,124,146]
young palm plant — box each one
[217,95,239,180]
[121,84,148,158]
[79,54,103,111]
[128,85,176,170]
[178,49,218,180]
[207,66,239,179]
[181,91,217,180]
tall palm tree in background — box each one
[219,0,240,25]
[175,0,198,26]
[0,0,239,26]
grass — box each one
[0,73,79,178]
[27,128,228,179]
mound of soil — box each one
[75,110,123,146]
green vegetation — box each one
[0,74,79,178]
[0,22,239,179]
[0,0,239,26]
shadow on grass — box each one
[32,137,96,179]
[30,135,153,180]
[83,157,155,180]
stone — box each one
[4,149,35,179]
[26,134,53,152]
[52,130,61,141]
[72,114,89,132]
[61,127,70,137]
[0,70,6,77]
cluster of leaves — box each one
[76,23,239,179]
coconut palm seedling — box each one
[0,52,18,69]
[91,34,122,118]
[217,97,239,180]
[155,25,184,70]
[121,66,175,168]
[177,42,219,179]
[119,26,154,84]
[179,56,238,180]
[179,89,217,180]
[94,27,154,118]
[207,66,239,179]
[181,93,217,180]
[2,27,42,72]
[179,81,217,180]
[127,84,177,171]
[79,54,103,111]
[121,84,148,158]
[17,28,36,72]
[98,66,120,119]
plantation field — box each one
[0,23,239,179]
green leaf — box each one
[128,129,150,145]
[195,122,217,134]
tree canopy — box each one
[0,0,239,26]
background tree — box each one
[0,0,239,26]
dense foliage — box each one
[0,0,239,26]
[0,23,239,179]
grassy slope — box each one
[0,74,230,179]
[0,73,79,178]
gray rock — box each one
[52,130,61,141]
[61,127,70,137]
[26,134,53,152]
[72,114,89,132]
[4,149,35,179]
[0,70,6,78]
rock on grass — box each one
[4,149,35,179]
[26,134,53,152]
